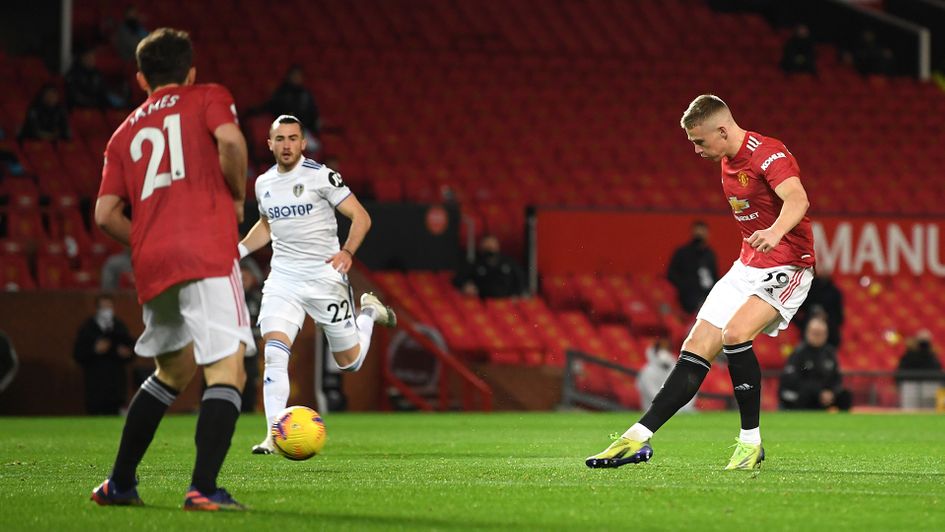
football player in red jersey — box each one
[90,28,252,511]
[587,94,815,471]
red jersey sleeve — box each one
[203,84,239,133]
[755,142,801,189]
[98,135,129,200]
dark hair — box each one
[269,114,303,136]
[135,28,193,88]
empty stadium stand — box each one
[1,0,943,407]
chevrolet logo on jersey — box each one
[293,184,304,197]
[267,204,315,219]
[728,196,750,213]
[737,171,749,187]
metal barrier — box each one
[561,349,735,410]
[563,350,944,411]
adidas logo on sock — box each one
[734,383,754,391]
[263,377,274,385]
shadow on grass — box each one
[116,503,510,529]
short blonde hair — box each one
[680,94,729,129]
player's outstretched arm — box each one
[214,122,249,221]
[94,195,132,246]
[326,195,372,274]
[238,216,272,258]
[745,177,810,253]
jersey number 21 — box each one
[131,113,186,200]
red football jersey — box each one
[720,131,816,269]
[99,84,241,303]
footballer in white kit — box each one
[239,115,396,454]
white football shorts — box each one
[258,272,359,352]
[136,260,256,364]
[696,260,814,337]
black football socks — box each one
[190,384,242,494]
[111,374,178,491]
[724,341,762,430]
[639,351,711,432]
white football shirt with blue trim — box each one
[255,157,352,280]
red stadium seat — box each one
[0,254,35,290]
[36,254,74,289]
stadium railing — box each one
[349,264,494,412]
[564,351,945,411]
[560,349,736,411]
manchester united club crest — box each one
[293,183,304,197]
[737,171,750,187]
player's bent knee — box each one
[155,350,197,390]
[333,345,362,371]
[721,325,753,346]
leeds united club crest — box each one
[293,183,304,197]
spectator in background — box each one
[896,330,943,409]
[73,294,136,415]
[113,6,148,62]
[853,30,885,77]
[638,336,696,413]
[780,24,817,76]
[779,317,851,411]
[454,234,527,299]
[875,48,896,77]
[100,249,133,291]
[0,139,25,177]
[263,66,320,150]
[667,220,717,314]
[240,261,263,413]
[18,83,71,141]
[796,268,844,347]
[65,48,109,109]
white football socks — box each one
[337,314,376,372]
[739,427,762,445]
[263,339,292,431]
[622,423,654,442]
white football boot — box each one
[360,292,397,327]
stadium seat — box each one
[0,252,35,290]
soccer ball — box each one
[270,406,327,460]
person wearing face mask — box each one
[453,234,528,299]
[666,220,718,315]
[638,336,697,413]
[896,330,943,409]
[73,294,136,415]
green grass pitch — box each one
[1,412,943,531]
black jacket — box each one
[666,238,717,314]
[779,342,842,409]
[454,253,527,299]
[65,63,109,109]
[18,102,71,141]
[73,317,135,413]
[896,345,942,382]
